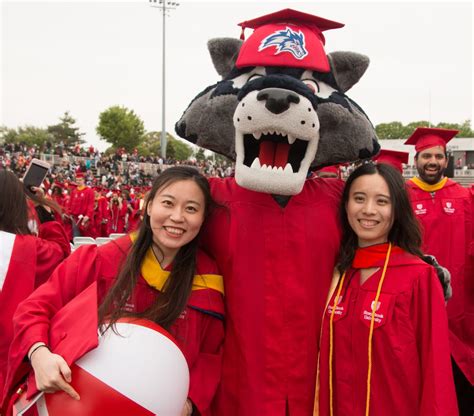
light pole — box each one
[149,0,179,160]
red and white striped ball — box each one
[36,318,189,416]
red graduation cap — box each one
[236,8,344,72]
[374,149,409,173]
[75,172,85,179]
[404,127,458,153]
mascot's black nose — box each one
[257,88,300,115]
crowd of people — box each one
[0,142,235,189]
[0,142,235,240]
[0,126,472,416]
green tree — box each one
[137,131,193,160]
[167,137,193,161]
[137,131,161,157]
[375,120,474,140]
[47,111,85,146]
[96,106,145,152]
[195,148,206,162]
[14,126,52,147]
[0,126,19,144]
[375,122,407,140]
[435,120,474,137]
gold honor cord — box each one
[365,243,392,416]
[328,243,392,416]
[328,271,346,416]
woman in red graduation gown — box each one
[0,171,70,399]
[2,167,224,416]
[317,162,457,416]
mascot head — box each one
[176,8,379,195]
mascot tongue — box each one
[259,141,290,168]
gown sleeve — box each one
[34,221,71,286]
[1,245,101,409]
[187,309,224,415]
[413,266,458,415]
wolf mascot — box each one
[176,9,379,415]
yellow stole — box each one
[409,176,448,192]
[140,247,224,295]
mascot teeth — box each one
[250,158,294,175]
[250,158,261,169]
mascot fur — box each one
[175,9,379,415]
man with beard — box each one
[405,127,473,415]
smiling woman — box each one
[147,179,206,269]
[345,172,394,249]
[2,167,225,416]
[317,162,458,416]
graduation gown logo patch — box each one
[326,288,351,322]
[360,292,393,328]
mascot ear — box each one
[207,38,243,78]
[328,51,370,93]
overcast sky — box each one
[1,0,473,151]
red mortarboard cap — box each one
[236,8,344,72]
[75,172,85,179]
[404,127,458,153]
[374,149,409,173]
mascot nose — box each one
[257,88,300,114]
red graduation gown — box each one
[407,178,474,384]
[2,236,224,416]
[318,251,458,416]
[0,222,70,397]
[67,186,95,219]
[205,177,343,416]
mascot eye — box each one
[248,74,263,83]
[302,79,320,94]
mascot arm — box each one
[421,255,452,301]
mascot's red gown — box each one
[204,178,343,415]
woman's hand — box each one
[181,399,193,416]
[29,344,80,400]
[30,186,45,197]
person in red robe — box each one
[67,172,95,238]
[0,170,70,399]
[404,127,473,414]
[107,192,129,235]
[317,162,457,416]
[1,167,224,416]
[92,188,110,238]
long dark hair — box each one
[337,162,423,273]
[0,170,31,234]
[98,166,216,331]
